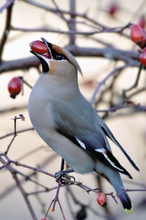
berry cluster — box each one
[130,23,146,66]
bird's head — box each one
[30,38,82,76]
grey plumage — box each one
[28,38,139,212]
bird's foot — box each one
[55,169,75,184]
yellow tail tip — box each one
[125,206,133,213]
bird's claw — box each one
[55,170,75,184]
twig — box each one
[0,127,34,140]
[3,156,55,178]
[123,63,143,97]
[0,0,14,13]
[44,180,66,220]
[10,25,98,35]
[14,173,38,220]
[0,153,58,200]
[0,1,14,61]
[0,156,38,220]
[22,78,33,89]
[5,115,25,154]
[90,64,131,104]
[68,0,76,44]
[96,102,146,113]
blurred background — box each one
[0,0,146,219]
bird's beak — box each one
[41,38,53,59]
[30,38,82,75]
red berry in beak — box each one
[30,40,48,54]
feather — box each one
[101,124,140,171]
[56,127,132,179]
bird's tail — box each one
[109,172,132,213]
[95,161,132,212]
[118,190,132,213]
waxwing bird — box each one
[28,38,139,212]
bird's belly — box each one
[28,89,95,174]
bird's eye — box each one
[56,54,65,60]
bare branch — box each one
[0,1,14,61]
[0,0,14,13]
[0,56,40,73]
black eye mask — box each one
[47,42,68,61]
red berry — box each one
[138,15,146,29]
[108,2,119,16]
[30,40,48,54]
[8,77,22,99]
[140,48,146,65]
[130,24,146,47]
[96,192,108,207]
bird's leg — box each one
[55,159,75,184]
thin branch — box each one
[0,0,14,13]
[0,127,34,140]
[4,157,55,178]
[0,56,40,73]
[14,173,38,220]
[5,115,25,154]
[0,156,38,220]
[10,25,98,35]
[68,0,76,44]
[0,153,58,200]
[123,63,143,96]
[0,1,14,61]
[90,64,131,104]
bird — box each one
[28,38,139,213]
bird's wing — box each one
[51,101,132,178]
[101,121,139,171]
